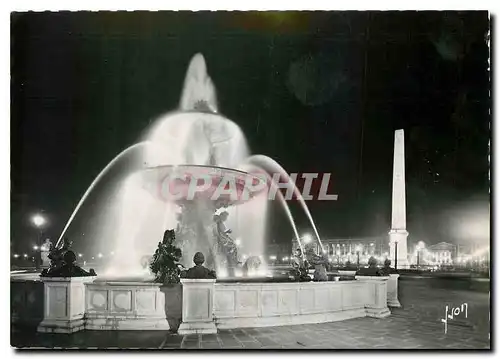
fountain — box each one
[11,54,397,334]
[55,52,324,279]
[11,53,393,333]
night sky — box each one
[11,11,490,254]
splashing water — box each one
[238,163,303,254]
[58,53,322,276]
[245,155,325,253]
[56,141,154,247]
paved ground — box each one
[11,277,490,350]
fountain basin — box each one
[85,281,178,331]
[213,280,384,329]
[11,274,392,332]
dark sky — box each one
[11,11,490,254]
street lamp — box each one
[32,214,46,227]
[355,245,361,267]
[31,214,46,270]
[415,244,422,269]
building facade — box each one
[291,236,390,266]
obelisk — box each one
[389,129,409,269]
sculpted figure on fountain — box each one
[181,252,217,279]
[150,229,183,284]
[242,256,262,276]
[292,248,311,282]
[40,238,53,268]
[213,211,239,273]
[303,248,329,281]
[41,237,96,277]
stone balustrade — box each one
[212,280,387,329]
[85,281,172,330]
[12,275,395,333]
[178,279,217,334]
[37,276,96,333]
[11,279,44,327]
[387,274,401,307]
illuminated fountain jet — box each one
[58,53,324,278]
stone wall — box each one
[11,279,45,327]
[84,281,179,330]
[213,281,373,329]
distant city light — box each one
[242,254,248,260]
[32,214,46,227]
[370,243,374,246]
[110,251,115,256]
[283,256,288,261]
[78,253,83,258]
[13,254,19,258]
[91,257,95,260]
[269,255,276,260]
[98,253,103,258]
[23,254,28,258]
[33,245,39,251]
[235,239,241,246]
[302,234,312,244]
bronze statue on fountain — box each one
[213,211,239,276]
[303,247,329,281]
[291,248,311,282]
[40,237,96,277]
[180,252,217,279]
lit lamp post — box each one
[32,214,46,270]
[355,245,361,268]
[415,244,422,270]
[415,241,425,270]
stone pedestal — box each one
[355,276,391,318]
[387,274,401,308]
[178,279,217,334]
[389,229,409,269]
[37,276,96,333]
